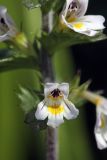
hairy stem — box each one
[41,11,58,160]
[46,128,58,160]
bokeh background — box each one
[0,0,107,160]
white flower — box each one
[35,83,79,128]
[94,98,107,149]
[60,0,105,36]
[0,6,18,41]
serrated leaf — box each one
[41,31,107,54]
[77,80,91,92]
[70,73,81,92]
[24,109,47,130]
[71,96,86,107]
[69,79,91,107]
[18,86,40,113]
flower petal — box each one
[97,99,107,115]
[58,83,69,98]
[0,6,7,17]
[76,0,89,17]
[62,15,86,31]
[78,15,105,30]
[62,0,74,17]
[0,34,9,41]
[62,14,105,36]
[0,6,17,41]
[63,99,79,119]
[35,100,48,120]
[94,108,107,149]
[47,112,64,128]
[44,83,59,98]
[94,129,107,150]
[61,0,88,18]
[0,6,16,28]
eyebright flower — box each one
[0,6,18,41]
[81,90,107,149]
[0,6,28,48]
[94,98,107,150]
[35,83,79,128]
[60,0,105,36]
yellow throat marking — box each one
[95,98,102,106]
[48,105,64,115]
[67,17,76,23]
[73,23,84,29]
[100,114,105,128]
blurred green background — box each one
[0,0,106,160]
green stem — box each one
[41,11,58,160]
[46,128,58,160]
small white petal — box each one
[0,34,9,41]
[64,99,79,119]
[94,108,107,149]
[61,0,88,18]
[97,99,107,115]
[47,114,56,128]
[96,108,102,127]
[0,6,17,41]
[94,129,107,150]
[62,0,74,17]
[55,113,64,125]
[47,112,64,128]
[62,14,105,36]
[0,6,16,28]
[79,30,99,36]
[63,103,74,120]
[35,100,48,120]
[76,0,89,17]
[78,15,105,30]
[44,83,59,98]
[0,6,7,16]
[58,83,69,98]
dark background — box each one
[72,0,107,159]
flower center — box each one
[51,89,61,98]
[66,0,79,19]
[0,17,9,35]
[95,98,103,106]
[73,23,85,29]
[68,1,78,11]
[48,105,64,115]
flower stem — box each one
[41,11,58,160]
[81,90,101,105]
[46,127,58,160]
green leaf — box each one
[18,86,40,113]
[22,0,65,13]
[41,31,107,54]
[69,78,91,107]
[18,86,47,130]
[53,0,65,13]
[0,48,40,72]
[70,73,81,92]
[22,0,51,9]
[25,109,47,130]
[77,80,92,92]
